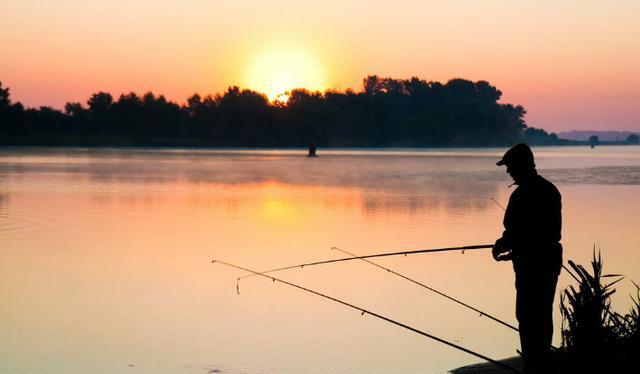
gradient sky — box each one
[1,0,639,132]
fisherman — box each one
[492,143,562,370]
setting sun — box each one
[243,46,326,101]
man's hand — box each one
[492,238,512,262]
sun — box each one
[243,46,326,102]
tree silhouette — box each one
[0,76,575,147]
[87,92,113,113]
[626,134,639,144]
[0,82,10,107]
[64,102,86,116]
[0,82,26,143]
[523,127,560,145]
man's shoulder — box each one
[535,174,561,197]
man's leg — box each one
[540,273,559,355]
[515,271,559,367]
[515,274,534,361]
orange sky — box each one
[1,0,639,132]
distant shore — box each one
[1,141,638,149]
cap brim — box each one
[496,159,506,166]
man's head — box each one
[497,143,536,184]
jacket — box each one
[502,172,562,272]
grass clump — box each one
[559,249,639,371]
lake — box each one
[1,146,639,374]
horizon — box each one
[1,1,639,132]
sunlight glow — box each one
[260,198,300,222]
[243,46,326,101]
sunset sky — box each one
[1,0,639,132]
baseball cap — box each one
[496,143,535,168]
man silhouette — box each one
[492,143,562,369]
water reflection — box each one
[1,147,639,374]
[0,149,510,217]
[0,193,7,235]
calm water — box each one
[1,146,639,374]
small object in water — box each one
[307,142,317,157]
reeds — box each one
[559,248,639,371]
[624,281,640,341]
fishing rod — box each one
[331,246,519,332]
[237,244,493,282]
[212,259,523,374]
[490,197,506,211]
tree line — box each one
[0,76,565,147]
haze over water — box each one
[1,146,639,374]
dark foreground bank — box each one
[451,356,524,374]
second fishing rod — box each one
[236,243,518,333]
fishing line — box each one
[331,246,518,332]
[212,259,523,374]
